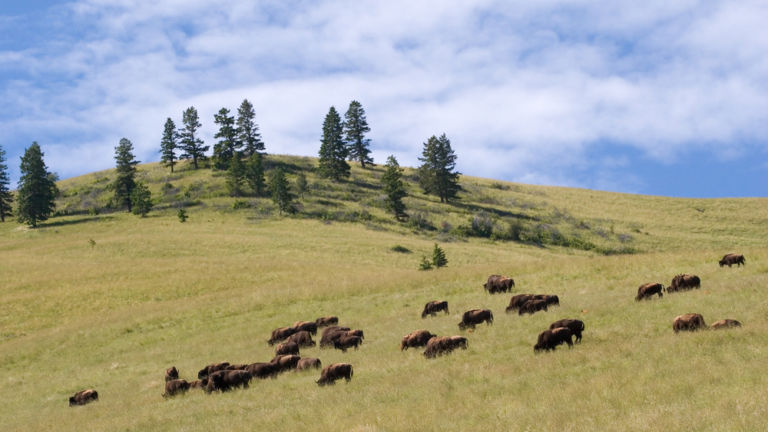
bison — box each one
[719,253,745,267]
[333,335,363,352]
[518,299,548,315]
[484,275,515,294]
[506,294,535,313]
[163,379,190,397]
[286,330,316,347]
[165,366,179,382]
[293,321,318,335]
[270,354,301,372]
[711,319,742,330]
[245,362,280,379]
[421,300,449,318]
[198,362,231,379]
[315,316,339,327]
[69,389,98,406]
[673,313,706,333]
[536,294,560,307]
[668,274,701,293]
[204,370,252,393]
[424,335,468,358]
[534,327,574,352]
[316,363,353,386]
[268,326,298,345]
[549,319,585,343]
[275,341,300,356]
[319,326,351,347]
[297,357,323,370]
[401,330,437,351]
[635,282,664,301]
[458,309,494,330]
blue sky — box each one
[1,0,766,197]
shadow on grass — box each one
[39,215,114,228]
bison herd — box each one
[69,253,747,406]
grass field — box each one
[1,157,767,431]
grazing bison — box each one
[205,370,252,393]
[316,363,353,386]
[401,330,437,351]
[535,294,560,307]
[315,316,339,327]
[534,327,574,352]
[549,319,585,343]
[270,354,301,372]
[719,253,746,267]
[506,294,535,313]
[518,299,548,315]
[668,274,701,293]
[268,326,298,345]
[424,335,468,358]
[275,341,300,356]
[711,319,742,330]
[673,313,706,333]
[287,330,316,347]
[458,309,494,330]
[165,366,179,382]
[297,357,322,370]
[293,321,318,335]
[484,275,515,294]
[198,362,231,379]
[421,300,449,318]
[163,379,190,397]
[245,362,280,379]
[319,326,351,347]
[346,329,364,340]
[636,282,664,301]
[333,335,363,352]
[69,389,98,406]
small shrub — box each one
[490,182,510,190]
[177,208,188,223]
[432,243,447,268]
[418,255,433,271]
[408,212,435,231]
[391,245,411,253]
[232,200,251,210]
[471,212,494,237]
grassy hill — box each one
[1,155,767,431]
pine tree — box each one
[213,107,240,170]
[318,106,349,180]
[159,118,178,173]
[432,243,448,268]
[245,152,266,196]
[381,155,407,220]
[130,182,153,217]
[179,106,209,169]
[112,138,139,212]
[236,99,265,157]
[0,145,14,222]
[226,154,245,197]
[16,142,57,227]
[343,100,373,168]
[269,167,294,215]
[417,133,460,203]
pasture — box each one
[1,162,767,431]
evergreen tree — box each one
[213,107,240,170]
[130,182,153,217]
[245,152,266,196]
[177,208,188,223]
[417,133,460,203]
[343,100,373,168]
[179,106,209,169]
[0,145,13,222]
[381,155,407,220]
[112,138,139,212]
[295,172,308,198]
[236,99,265,157]
[268,167,294,215]
[226,154,245,196]
[16,142,57,227]
[432,243,448,268]
[318,106,349,180]
[159,118,178,173]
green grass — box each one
[1,156,767,431]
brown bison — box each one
[719,253,745,267]
[673,313,706,333]
[711,319,742,329]
[458,309,494,330]
[549,319,585,343]
[69,389,98,406]
[287,330,316,347]
[315,316,339,327]
[189,380,202,389]
[535,294,560,306]
[518,299,548,315]
[293,321,318,335]
[668,274,701,293]
[635,282,664,301]
[163,379,190,397]
[245,362,280,379]
[319,326,351,347]
[270,354,301,372]
[165,366,179,382]
[534,327,574,352]
[333,335,363,352]
[401,330,437,351]
[204,370,252,393]
[484,275,515,294]
[297,357,323,370]
[506,294,535,313]
[316,363,353,386]
[275,341,300,356]
[268,326,298,345]
[198,362,231,379]
[421,300,449,318]
[423,335,468,358]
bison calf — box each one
[316,363,353,386]
[636,283,664,301]
[711,319,741,330]
[673,313,706,333]
[422,300,449,318]
[297,357,322,370]
[69,389,98,406]
[458,309,493,330]
[163,379,190,397]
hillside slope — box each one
[1,156,767,431]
